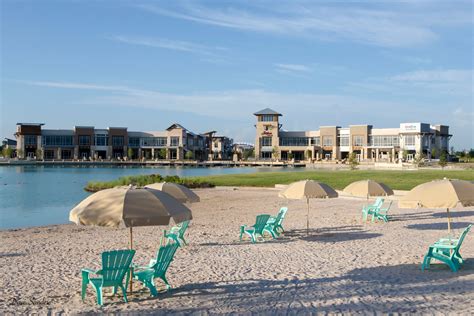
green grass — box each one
[189,169,474,191]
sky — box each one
[1,0,473,149]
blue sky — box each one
[1,0,473,149]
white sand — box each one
[1,186,473,314]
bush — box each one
[85,173,214,192]
[348,152,359,170]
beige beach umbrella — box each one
[279,180,338,234]
[343,179,394,198]
[145,182,200,203]
[399,179,474,233]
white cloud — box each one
[135,2,471,47]
[110,35,225,57]
[391,69,473,82]
[275,63,312,73]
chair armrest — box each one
[430,244,456,249]
[81,268,101,275]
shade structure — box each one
[399,179,474,233]
[343,180,393,198]
[70,187,193,228]
[279,180,338,234]
[144,182,200,204]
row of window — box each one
[262,135,418,147]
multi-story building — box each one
[14,123,231,161]
[254,108,451,162]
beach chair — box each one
[422,224,472,272]
[164,220,190,247]
[240,214,271,243]
[362,197,384,221]
[133,243,179,296]
[81,249,136,306]
[371,201,392,223]
[263,207,288,238]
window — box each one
[170,137,180,146]
[112,136,124,147]
[44,150,55,159]
[353,136,364,146]
[311,137,320,146]
[322,136,333,146]
[279,137,308,146]
[405,135,416,146]
[369,135,399,147]
[95,134,108,146]
[261,115,274,122]
[42,135,74,147]
[128,137,140,147]
[24,135,37,146]
[78,135,91,146]
[339,136,349,146]
[187,138,194,146]
[214,141,219,148]
[261,137,272,147]
[156,137,167,146]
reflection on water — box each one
[0,165,303,229]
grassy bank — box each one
[189,169,474,191]
[85,174,214,192]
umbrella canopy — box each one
[279,180,338,234]
[70,187,192,228]
[399,179,474,233]
[399,179,474,209]
[279,180,338,199]
[343,180,394,198]
[144,182,200,203]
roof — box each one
[166,123,188,131]
[253,108,282,116]
[16,123,44,126]
[42,129,75,136]
[3,138,17,145]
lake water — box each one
[0,165,303,229]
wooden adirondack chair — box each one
[133,243,179,296]
[164,220,190,247]
[263,207,288,238]
[371,201,392,223]
[81,249,136,306]
[240,214,271,243]
[422,224,472,272]
[362,197,384,221]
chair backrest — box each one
[455,224,472,251]
[373,197,384,208]
[177,220,190,238]
[101,249,135,286]
[152,243,179,277]
[254,214,271,234]
[276,207,288,225]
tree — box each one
[413,152,425,167]
[36,148,43,160]
[185,151,194,160]
[243,148,254,160]
[402,150,408,162]
[287,152,293,161]
[305,149,312,161]
[450,146,455,155]
[348,152,359,170]
[159,148,167,159]
[469,149,474,159]
[438,151,448,169]
[2,147,13,158]
[127,148,134,160]
[430,147,437,159]
[272,146,279,161]
[17,149,24,159]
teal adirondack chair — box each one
[164,220,190,247]
[371,201,392,223]
[240,214,271,243]
[362,197,384,221]
[133,243,179,296]
[263,207,288,238]
[422,224,472,272]
[81,249,136,306]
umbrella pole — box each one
[129,227,133,294]
[307,198,310,235]
[447,208,452,235]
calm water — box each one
[0,165,303,229]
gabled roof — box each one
[253,108,282,116]
[166,123,188,131]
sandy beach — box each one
[1,186,473,314]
